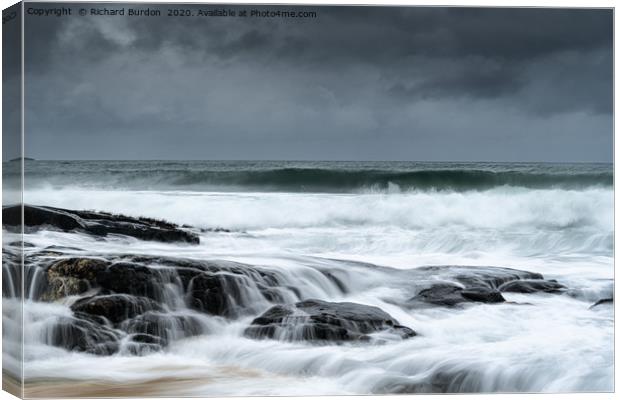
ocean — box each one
[2,160,614,395]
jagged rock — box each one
[245,299,416,342]
[498,279,566,294]
[71,294,162,323]
[3,205,199,244]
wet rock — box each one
[410,283,465,307]
[589,298,613,309]
[124,342,162,356]
[44,245,84,252]
[413,266,542,289]
[71,294,162,324]
[2,249,22,298]
[320,271,348,294]
[187,273,253,317]
[461,287,505,303]
[405,266,562,308]
[453,269,542,289]
[43,258,108,300]
[498,279,566,294]
[48,315,120,355]
[8,241,35,247]
[245,299,416,342]
[200,227,232,233]
[43,258,168,301]
[95,262,161,300]
[3,205,199,244]
[121,312,206,344]
[410,283,505,307]
[187,270,282,317]
[124,333,166,355]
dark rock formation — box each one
[187,272,255,317]
[406,266,567,308]
[121,312,207,344]
[42,258,168,301]
[71,294,162,324]
[95,262,161,300]
[48,315,121,355]
[461,287,505,303]
[40,255,286,316]
[43,258,108,300]
[498,279,566,294]
[176,260,285,317]
[3,205,199,244]
[245,299,416,342]
[410,283,466,307]
[18,235,573,359]
[9,157,34,162]
[410,283,505,307]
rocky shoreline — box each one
[2,205,613,358]
[3,205,200,244]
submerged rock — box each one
[187,272,262,317]
[498,279,566,294]
[406,266,566,308]
[3,205,199,244]
[245,299,416,343]
[71,294,162,324]
[124,333,167,355]
[461,287,505,303]
[24,245,571,358]
[48,315,121,355]
[121,312,207,344]
[589,298,613,309]
[450,267,542,288]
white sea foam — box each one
[5,182,614,394]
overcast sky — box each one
[11,5,614,162]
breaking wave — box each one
[6,161,613,192]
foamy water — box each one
[2,161,614,394]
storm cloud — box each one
[17,4,613,161]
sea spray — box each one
[3,161,613,394]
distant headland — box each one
[9,157,35,162]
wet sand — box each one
[3,371,23,398]
[24,377,209,398]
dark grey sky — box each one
[14,4,614,161]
